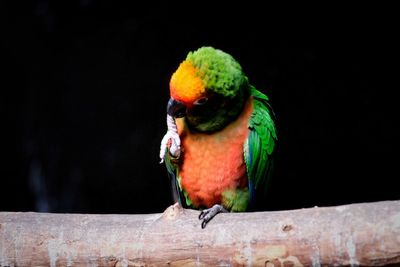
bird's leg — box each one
[159,115,181,163]
[199,204,227,228]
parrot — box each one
[159,46,277,228]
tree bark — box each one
[0,200,399,267]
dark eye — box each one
[194,97,208,106]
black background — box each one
[1,2,398,214]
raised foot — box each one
[199,204,227,229]
[159,115,181,163]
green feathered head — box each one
[168,46,250,132]
[170,46,248,105]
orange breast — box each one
[176,98,253,208]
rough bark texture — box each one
[1,200,399,266]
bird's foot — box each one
[159,115,181,163]
[199,204,227,229]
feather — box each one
[244,86,278,210]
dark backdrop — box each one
[1,2,398,214]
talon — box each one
[199,210,206,220]
[198,204,227,228]
[201,220,208,229]
[200,210,213,229]
[159,115,181,162]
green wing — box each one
[244,86,278,209]
[164,151,192,208]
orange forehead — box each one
[170,60,205,104]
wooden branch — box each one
[1,201,399,266]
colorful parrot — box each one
[159,46,277,228]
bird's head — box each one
[167,46,249,132]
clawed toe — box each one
[198,204,227,229]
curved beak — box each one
[167,98,187,118]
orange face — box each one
[169,60,206,107]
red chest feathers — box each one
[176,99,253,208]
